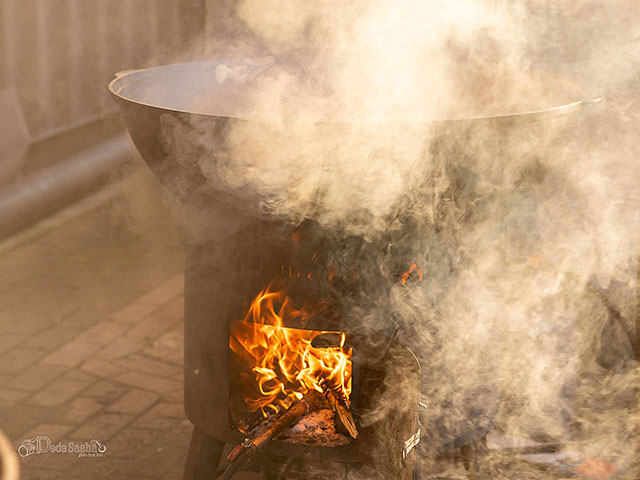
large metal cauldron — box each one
[109,60,592,477]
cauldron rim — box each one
[109,60,596,126]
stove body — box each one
[184,217,423,478]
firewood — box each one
[226,390,325,463]
[321,381,358,439]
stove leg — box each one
[183,427,225,480]
[460,435,491,480]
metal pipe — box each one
[0,133,132,238]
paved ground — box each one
[0,169,189,479]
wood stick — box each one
[322,383,358,439]
[226,390,324,463]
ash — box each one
[277,409,350,447]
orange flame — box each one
[401,263,423,285]
[230,285,352,418]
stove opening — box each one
[229,284,356,448]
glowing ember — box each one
[230,285,352,418]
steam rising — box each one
[162,0,640,476]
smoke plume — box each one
[157,0,640,476]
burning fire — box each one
[401,263,423,285]
[230,285,352,418]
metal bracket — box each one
[402,428,421,464]
[402,401,428,465]
[418,401,428,433]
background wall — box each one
[0,0,207,236]
[0,0,206,141]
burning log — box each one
[223,390,325,478]
[243,391,325,452]
[321,380,358,439]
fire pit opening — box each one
[220,275,422,479]
[229,284,355,448]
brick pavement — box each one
[0,173,193,479]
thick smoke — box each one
[200,0,535,234]
[161,0,640,476]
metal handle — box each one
[114,69,143,78]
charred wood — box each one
[226,390,325,465]
[321,382,358,439]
